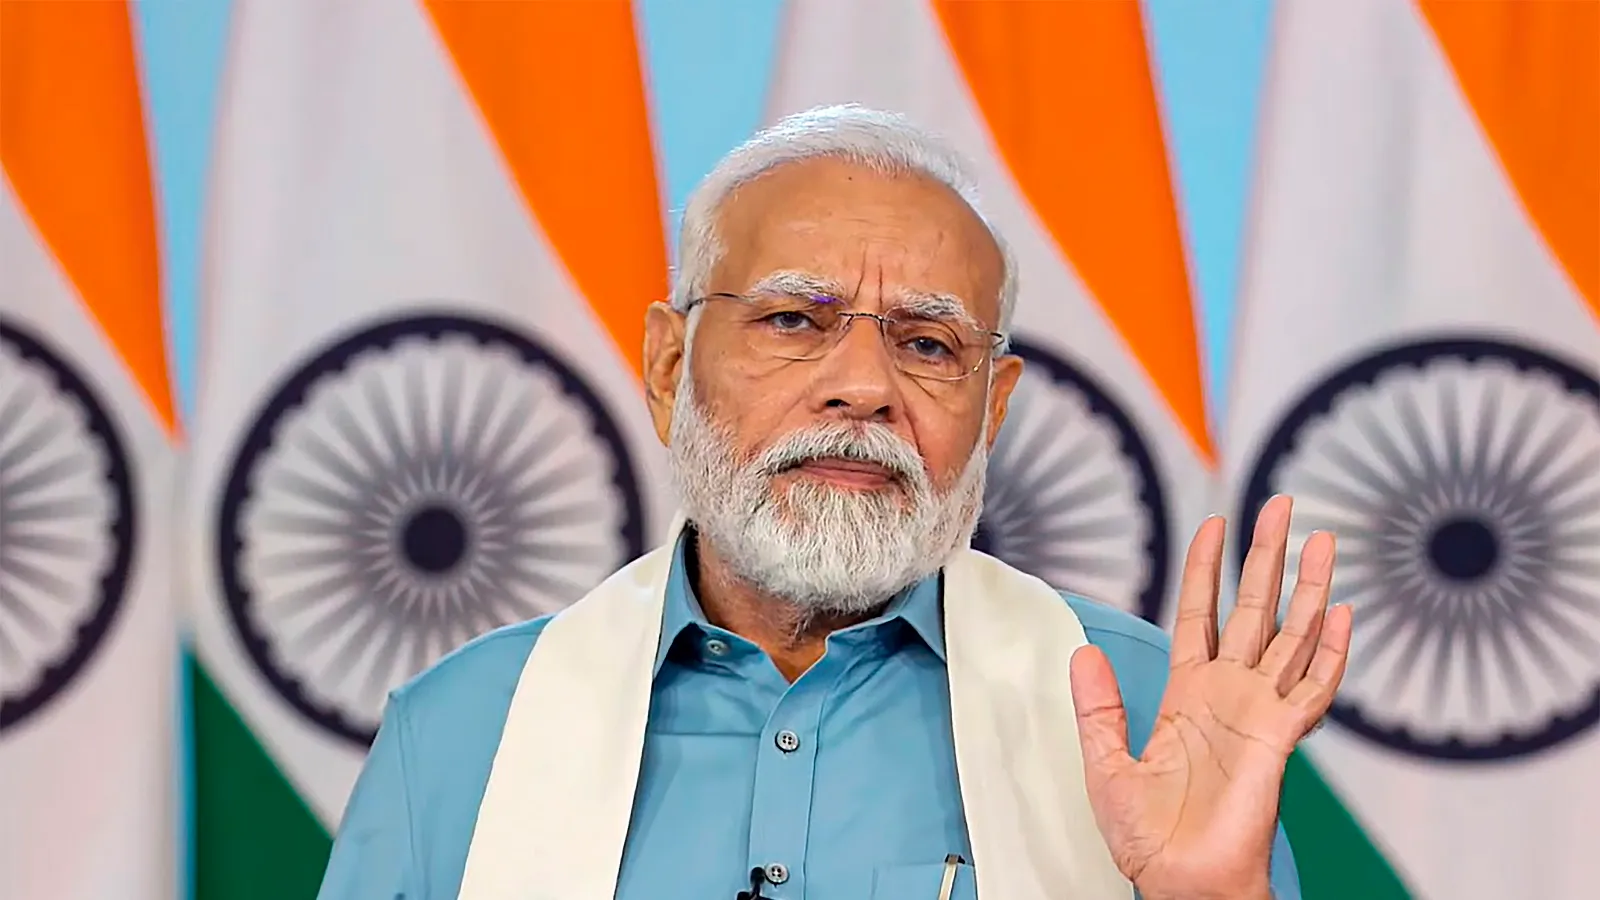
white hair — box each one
[669,372,989,617]
[669,104,1018,336]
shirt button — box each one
[704,638,730,657]
[764,862,790,885]
[774,730,801,753]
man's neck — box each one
[689,533,886,682]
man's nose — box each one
[813,315,899,421]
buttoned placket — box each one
[743,632,882,899]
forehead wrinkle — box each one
[744,272,988,330]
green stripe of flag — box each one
[1282,749,1413,899]
[190,655,333,900]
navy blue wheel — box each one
[216,311,646,746]
[1238,336,1600,761]
[0,318,136,732]
[974,339,1171,624]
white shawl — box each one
[457,517,1132,899]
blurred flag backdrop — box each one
[186,2,673,897]
[1225,1,1599,897]
[0,1,1592,899]
[0,3,182,899]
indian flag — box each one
[1223,1,1599,897]
[0,2,182,899]
[766,0,1213,630]
[188,2,673,897]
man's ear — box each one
[984,353,1024,449]
[643,302,688,445]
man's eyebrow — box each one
[738,276,993,330]
[746,270,847,299]
[894,291,987,329]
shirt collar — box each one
[653,528,947,674]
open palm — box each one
[1070,495,1353,900]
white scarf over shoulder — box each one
[458,516,1132,899]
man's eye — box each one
[764,311,817,331]
[905,336,956,358]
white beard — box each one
[668,377,989,616]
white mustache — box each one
[667,377,990,614]
[753,424,929,489]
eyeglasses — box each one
[685,290,1006,383]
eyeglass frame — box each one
[681,290,1010,383]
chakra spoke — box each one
[1240,339,1600,760]
[218,316,644,746]
[0,325,134,735]
[976,342,1169,624]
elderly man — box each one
[318,105,1346,900]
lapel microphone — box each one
[735,866,770,900]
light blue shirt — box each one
[319,533,1300,899]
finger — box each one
[1168,516,1227,669]
[1252,501,1294,652]
[1070,646,1136,773]
[1286,603,1354,723]
[1218,495,1294,666]
[1258,531,1335,694]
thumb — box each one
[1071,645,1134,773]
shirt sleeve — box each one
[1268,822,1301,899]
[316,693,418,900]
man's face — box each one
[644,158,1023,610]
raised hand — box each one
[1069,495,1352,900]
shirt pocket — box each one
[870,862,978,900]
